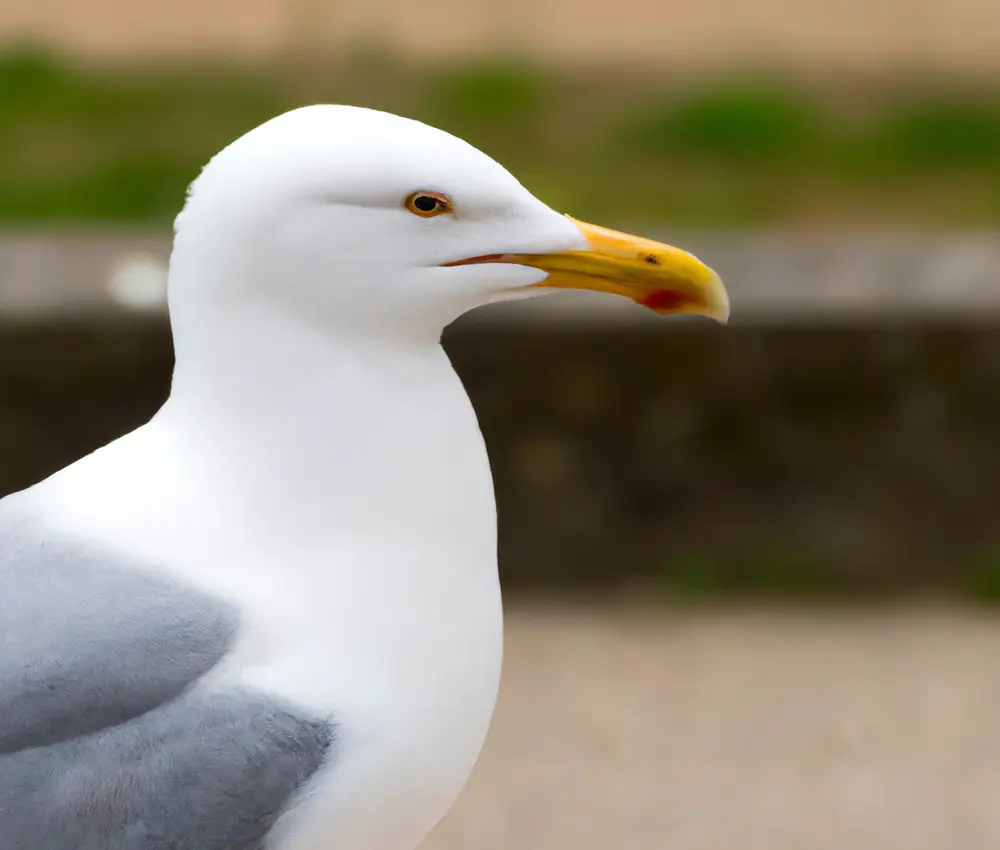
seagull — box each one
[0,105,728,850]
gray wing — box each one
[0,500,336,850]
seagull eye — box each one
[405,191,452,218]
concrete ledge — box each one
[4,230,1000,323]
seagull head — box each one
[170,105,728,343]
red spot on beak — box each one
[641,289,686,312]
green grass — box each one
[659,550,849,601]
[962,547,1000,605]
[3,46,1000,226]
[651,545,1000,604]
[627,85,822,161]
[875,101,1000,168]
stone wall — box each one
[454,323,1000,594]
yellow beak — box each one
[507,217,729,322]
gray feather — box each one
[0,499,337,849]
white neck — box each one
[171,303,477,524]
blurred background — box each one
[2,1,1000,847]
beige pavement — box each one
[427,604,1000,850]
[2,0,1000,73]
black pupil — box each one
[413,195,440,213]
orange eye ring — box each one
[405,191,453,218]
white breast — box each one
[31,349,505,850]
[258,539,503,850]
